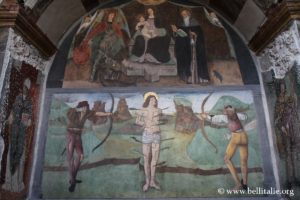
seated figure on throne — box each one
[131,7,171,64]
[135,14,152,40]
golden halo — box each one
[136,0,167,5]
[144,92,159,101]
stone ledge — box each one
[122,59,177,82]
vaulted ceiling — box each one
[28,0,278,22]
[2,0,281,46]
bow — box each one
[92,92,114,153]
[199,93,218,153]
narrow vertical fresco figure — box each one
[2,78,33,192]
[66,101,112,192]
[171,8,209,84]
[136,92,162,191]
[0,135,4,173]
[274,81,300,189]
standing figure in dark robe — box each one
[2,78,32,192]
[131,7,171,64]
[171,8,209,83]
[66,101,111,192]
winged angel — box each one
[71,8,131,83]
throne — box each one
[122,39,177,82]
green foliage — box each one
[174,96,192,107]
[210,95,250,115]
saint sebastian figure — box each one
[136,92,162,191]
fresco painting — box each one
[63,1,242,88]
[42,90,263,198]
[271,68,300,189]
[0,60,40,199]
